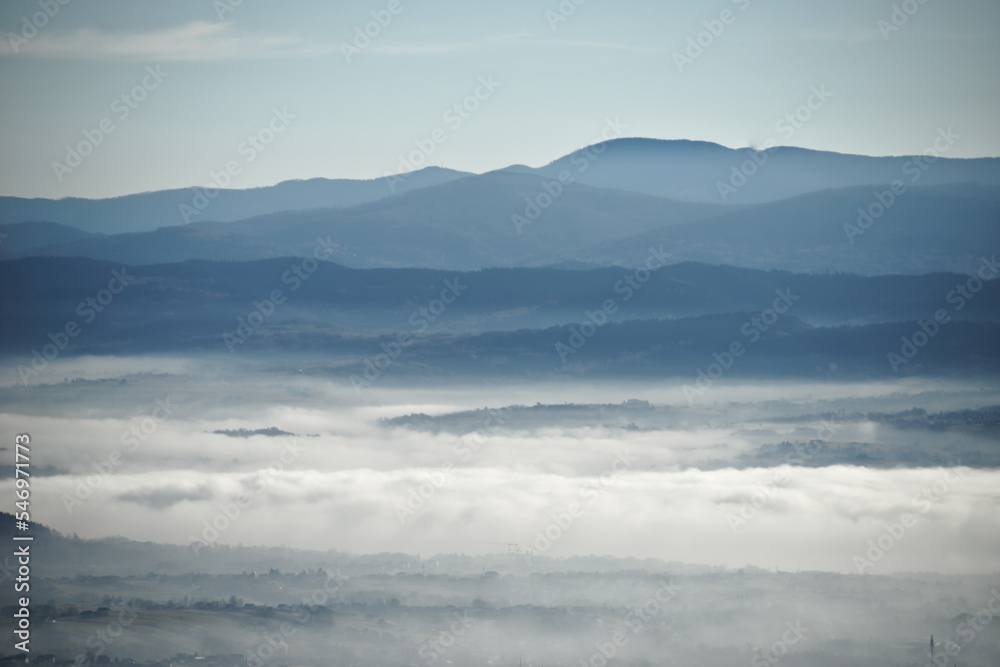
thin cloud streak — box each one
[541,38,665,54]
[368,32,529,55]
[368,33,663,56]
[0,21,308,60]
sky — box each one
[1,0,998,199]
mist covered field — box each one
[7,356,1000,572]
[1,356,999,665]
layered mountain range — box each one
[2,138,997,275]
[2,138,998,379]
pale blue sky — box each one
[1,0,998,198]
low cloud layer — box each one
[2,358,997,575]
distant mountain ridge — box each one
[2,172,728,268]
[5,138,999,236]
[2,138,998,275]
[1,256,998,353]
[512,137,1000,204]
[569,183,1000,275]
[0,220,91,255]
[4,179,996,276]
[0,166,470,234]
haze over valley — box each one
[2,0,999,664]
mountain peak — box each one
[583,137,731,151]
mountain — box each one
[12,180,995,276]
[5,137,999,260]
[4,140,998,274]
[348,316,1000,379]
[0,166,470,234]
[210,171,727,270]
[516,138,1000,204]
[571,183,1000,275]
[1,258,997,370]
[0,220,91,259]
[6,172,725,268]
[12,224,296,264]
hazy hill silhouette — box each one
[7,172,725,268]
[571,183,1000,275]
[519,137,1000,204]
[9,180,996,276]
[0,166,470,234]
